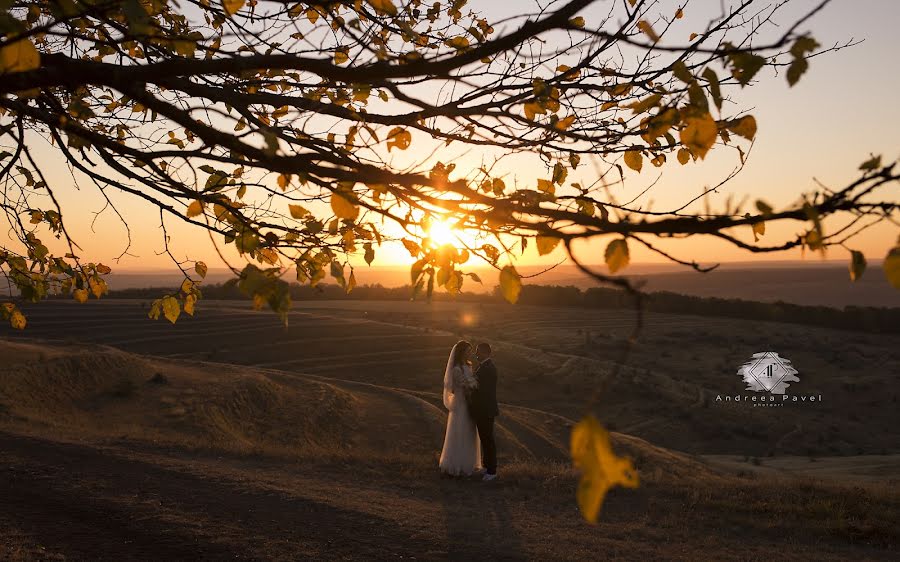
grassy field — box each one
[1,300,898,560]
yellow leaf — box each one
[728,115,757,140]
[675,8,684,19]
[186,200,204,218]
[569,16,585,28]
[848,250,866,282]
[623,150,643,173]
[89,277,107,298]
[677,147,691,165]
[288,204,309,219]
[537,178,555,195]
[161,295,181,324]
[604,239,630,274]
[536,236,560,256]
[636,20,659,42]
[523,101,545,121]
[499,265,522,304]
[222,0,245,17]
[9,310,26,330]
[366,0,397,16]
[180,278,194,294]
[689,32,698,41]
[570,415,639,524]
[751,221,765,241]
[386,127,411,151]
[0,38,40,75]
[554,115,576,131]
[334,48,349,65]
[331,192,359,221]
[445,37,470,51]
[195,261,208,279]
[183,294,197,316]
[73,289,89,303]
[679,113,717,159]
[402,238,421,257]
[306,8,319,24]
[277,174,290,190]
[885,246,900,289]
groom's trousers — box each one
[475,416,497,475]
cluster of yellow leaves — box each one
[1,302,27,330]
[571,415,639,523]
[149,278,201,324]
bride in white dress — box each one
[439,340,482,476]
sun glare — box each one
[428,218,457,246]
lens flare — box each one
[428,218,456,246]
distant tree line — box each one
[102,283,898,334]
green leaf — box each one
[604,239,630,274]
[499,265,522,304]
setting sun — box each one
[427,218,458,247]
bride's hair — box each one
[452,340,472,367]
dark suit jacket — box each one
[470,359,500,419]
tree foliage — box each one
[1,0,898,521]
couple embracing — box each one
[438,340,499,481]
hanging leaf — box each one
[289,204,310,219]
[885,246,900,290]
[0,38,40,75]
[195,261,208,279]
[186,200,204,218]
[367,0,398,17]
[787,36,819,87]
[331,192,359,221]
[222,0,245,17]
[604,239,630,274]
[536,236,561,256]
[624,150,643,173]
[386,127,411,151]
[161,295,181,324]
[636,20,659,42]
[728,115,757,141]
[499,265,522,304]
[751,220,765,241]
[9,309,27,330]
[73,289,89,303]
[679,113,717,159]
[570,415,639,524]
[334,47,350,65]
[848,250,866,282]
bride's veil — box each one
[442,342,461,410]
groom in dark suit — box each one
[470,343,499,481]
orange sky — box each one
[5,1,898,277]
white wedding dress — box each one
[439,361,482,476]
